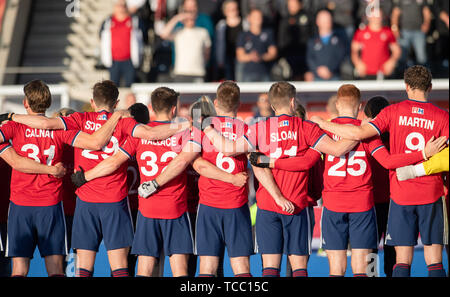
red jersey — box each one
[322,117,388,212]
[60,111,139,203]
[127,157,140,211]
[369,99,449,205]
[120,121,191,219]
[111,16,132,61]
[246,115,326,215]
[353,26,397,75]
[0,143,12,223]
[198,116,249,209]
[0,121,79,206]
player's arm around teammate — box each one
[0,144,66,178]
[397,146,449,181]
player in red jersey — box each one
[0,80,133,277]
[0,141,68,276]
[4,81,190,277]
[70,87,246,277]
[311,66,449,277]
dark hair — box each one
[92,80,119,109]
[128,103,150,124]
[364,96,390,144]
[364,96,389,118]
[150,87,179,114]
[295,102,306,120]
[404,65,432,92]
[216,81,240,112]
[23,80,52,113]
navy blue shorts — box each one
[320,207,378,250]
[195,203,253,257]
[6,201,67,258]
[385,197,447,246]
[131,211,193,257]
[71,197,134,252]
[255,207,312,256]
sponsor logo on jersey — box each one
[412,107,424,115]
[279,120,290,127]
[97,114,108,121]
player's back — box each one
[60,111,138,203]
[199,116,249,209]
[322,117,374,213]
[251,115,325,215]
[0,121,77,206]
[121,121,189,219]
[370,99,449,205]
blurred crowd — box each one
[99,0,449,87]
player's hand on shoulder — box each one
[51,162,67,179]
[231,171,248,187]
[138,179,160,198]
[71,166,88,188]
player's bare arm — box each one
[310,115,378,141]
[1,146,66,178]
[314,134,359,157]
[251,165,294,214]
[192,156,248,187]
[138,141,201,198]
[132,120,191,141]
[203,125,252,157]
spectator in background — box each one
[161,8,212,82]
[432,0,449,74]
[277,0,313,81]
[240,0,283,29]
[305,9,347,81]
[310,0,357,42]
[175,0,214,42]
[352,8,401,79]
[391,0,432,67]
[236,9,277,82]
[247,93,274,125]
[215,0,245,81]
[100,0,144,87]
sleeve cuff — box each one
[311,133,327,149]
[119,147,133,159]
[70,131,82,147]
[0,144,11,155]
[368,122,381,136]
[370,145,385,156]
[58,117,68,131]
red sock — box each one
[262,267,280,277]
[235,273,252,277]
[76,268,93,277]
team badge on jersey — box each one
[222,122,233,129]
[97,114,108,121]
[279,120,290,127]
[412,107,424,115]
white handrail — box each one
[0,84,70,113]
[131,79,449,103]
